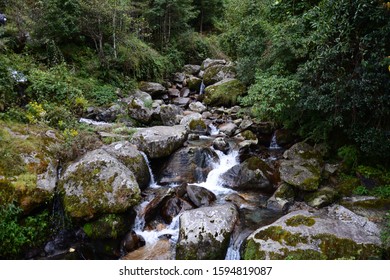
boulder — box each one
[266,183,295,212]
[218,122,237,137]
[161,197,193,224]
[204,79,246,107]
[186,184,217,207]
[182,64,201,75]
[203,64,236,86]
[221,157,273,192]
[186,76,202,92]
[121,231,146,254]
[279,142,323,191]
[304,186,339,208]
[189,101,207,113]
[127,97,153,124]
[243,205,383,260]
[139,82,166,97]
[173,97,191,107]
[59,149,141,220]
[168,88,180,98]
[159,104,183,126]
[82,213,133,239]
[158,146,218,185]
[176,203,239,260]
[102,141,151,189]
[172,73,186,83]
[201,58,226,70]
[131,125,188,159]
[213,137,230,154]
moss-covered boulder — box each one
[201,58,226,70]
[59,149,141,220]
[159,104,183,126]
[304,186,339,208]
[82,213,133,239]
[243,205,384,260]
[0,122,59,213]
[187,76,202,91]
[221,157,274,193]
[176,203,238,260]
[203,65,236,86]
[203,79,246,107]
[138,82,166,97]
[130,125,188,159]
[279,142,323,191]
[266,183,295,212]
[103,141,150,189]
[127,96,153,124]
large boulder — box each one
[59,149,141,220]
[203,64,236,86]
[182,64,201,75]
[243,205,383,260]
[176,203,239,259]
[139,82,166,98]
[159,104,183,126]
[127,96,153,124]
[221,157,274,193]
[102,141,151,189]
[130,125,188,159]
[279,142,323,191]
[186,184,217,207]
[201,58,226,70]
[203,79,246,107]
[158,146,218,185]
[0,123,59,214]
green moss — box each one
[246,157,270,172]
[82,213,131,239]
[301,176,320,191]
[285,215,316,227]
[313,233,383,260]
[204,79,246,107]
[337,175,360,196]
[188,119,207,131]
[243,239,266,260]
[274,183,295,200]
[241,130,257,140]
[254,226,308,246]
[275,248,326,260]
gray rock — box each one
[131,125,188,159]
[201,58,226,70]
[159,104,183,126]
[168,88,181,98]
[103,141,151,189]
[158,146,218,185]
[218,122,237,137]
[212,137,230,154]
[189,101,207,113]
[172,72,186,83]
[279,142,323,191]
[266,183,295,212]
[221,157,273,192]
[186,184,217,207]
[243,205,382,260]
[304,186,338,208]
[182,64,201,75]
[203,64,236,86]
[139,82,166,97]
[186,76,202,91]
[59,149,141,220]
[173,97,191,107]
[176,203,239,260]
[127,97,153,124]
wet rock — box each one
[176,203,239,260]
[186,184,217,207]
[243,205,383,260]
[279,142,323,191]
[140,188,176,224]
[159,104,183,126]
[122,231,146,254]
[225,193,257,210]
[213,137,231,154]
[82,213,133,239]
[221,157,273,193]
[162,197,193,224]
[59,149,141,220]
[131,125,188,159]
[123,239,173,260]
[158,146,218,185]
[102,141,151,189]
[204,78,246,107]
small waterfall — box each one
[196,149,239,196]
[208,124,220,136]
[140,152,158,188]
[199,81,206,95]
[79,118,113,127]
[269,132,282,150]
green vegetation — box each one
[285,215,316,227]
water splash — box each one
[140,152,158,188]
[208,124,220,136]
[195,149,239,196]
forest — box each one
[0,0,389,260]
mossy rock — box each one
[0,122,59,213]
[59,149,141,221]
[304,187,339,208]
[188,118,207,134]
[82,213,132,239]
[203,79,246,107]
[203,65,236,86]
[187,76,202,91]
[241,130,257,140]
[244,207,384,260]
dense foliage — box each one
[223,0,390,163]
